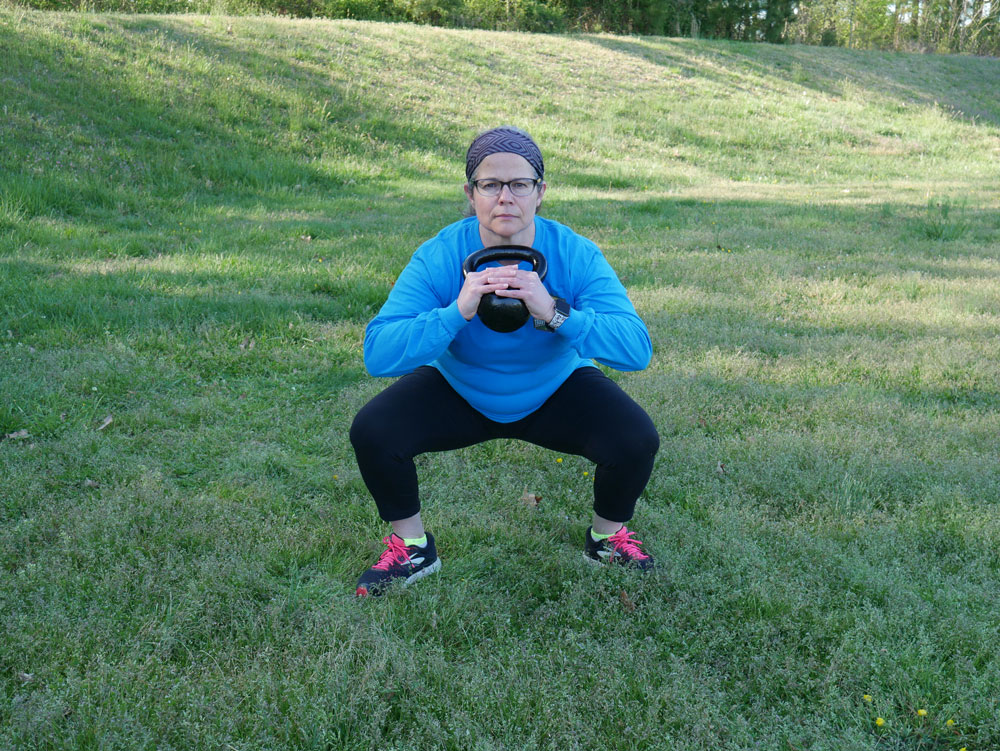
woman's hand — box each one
[457,266,517,321]
[491,266,555,322]
[458,264,555,323]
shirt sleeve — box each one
[362,249,470,377]
[554,244,652,372]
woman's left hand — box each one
[491,266,556,323]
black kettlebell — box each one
[462,245,548,333]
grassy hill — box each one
[2,9,1000,749]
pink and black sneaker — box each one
[355,533,441,597]
[583,526,655,571]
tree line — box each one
[22,0,1000,55]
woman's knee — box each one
[626,422,660,462]
[594,416,659,466]
[637,416,660,457]
[350,405,394,457]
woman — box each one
[350,126,659,596]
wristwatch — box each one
[534,297,570,332]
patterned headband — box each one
[465,127,544,182]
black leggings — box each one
[350,366,659,523]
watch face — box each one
[547,298,568,330]
[536,298,569,331]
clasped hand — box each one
[457,264,555,324]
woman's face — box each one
[464,152,546,247]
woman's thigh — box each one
[350,366,495,458]
[516,367,659,461]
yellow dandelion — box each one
[583,471,589,476]
[863,695,872,702]
[333,474,339,480]
[556,457,563,463]
[875,718,885,727]
[917,709,927,717]
[946,719,955,727]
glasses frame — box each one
[470,177,542,197]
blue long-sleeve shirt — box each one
[363,216,652,422]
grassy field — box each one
[2,8,1000,749]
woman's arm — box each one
[362,254,468,377]
[556,249,653,372]
[362,247,514,376]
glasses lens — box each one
[474,179,537,197]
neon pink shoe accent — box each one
[371,534,412,571]
[607,527,650,560]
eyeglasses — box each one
[470,178,541,197]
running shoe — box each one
[583,526,655,570]
[355,532,441,597]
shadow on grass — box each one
[3,14,998,505]
[5,190,998,416]
[5,23,1000,748]
[0,15,466,221]
[581,34,1000,126]
[6,190,998,345]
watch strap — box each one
[534,297,569,332]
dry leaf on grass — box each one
[83,479,100,489]
[619,590,636,612]
[96,415,113,431]
[520,490,542,508]
[5,429,30,440]
[239,337,255,350]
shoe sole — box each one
[582,552,654,571]
[404,558,441,586]
[356,558,442,597]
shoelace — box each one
[607,527,650,560]
[372,534,413,572]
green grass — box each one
[2,8,1000,750]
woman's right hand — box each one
[457,265,518,321]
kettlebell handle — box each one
[462,245,547,281]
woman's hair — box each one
[462,126,545,218]
[465,126,544,182]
